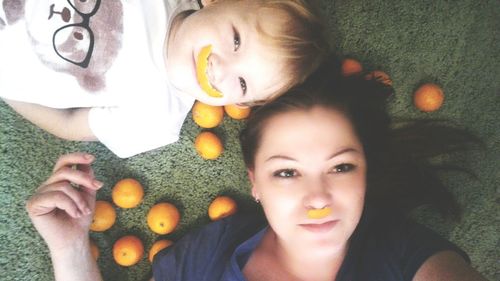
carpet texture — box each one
[0,0,498,280]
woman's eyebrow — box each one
[265,148,361,163]
[326,148,361,160]
[265,155,297,162]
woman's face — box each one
[248,106,367,254]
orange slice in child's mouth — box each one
[196,45,223,98]
[307,207,332,219]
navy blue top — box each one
[152,213,469,281]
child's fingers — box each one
[44,166,103,191]
[52,152,95,173]
[37,181,92,216]
[27,190,83,219]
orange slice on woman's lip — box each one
[196,45,223,98]
[307,207,332,219]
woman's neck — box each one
[245,229,348,281]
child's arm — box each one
[3,99,97,141]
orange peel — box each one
[196,45,223,98]
[307,207,332,219]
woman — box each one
[27,60,487,280]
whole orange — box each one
[113,235,144,267]
[365,70,393,86]
[90,200,116,232]
[90,240,100,260]
[414,83,445,112]
[148,239,173,262]
[341,58,363,76]
[112,178,144,209]
[224,104,251,120]
[147,203,180,235]
[194,131,223,160]
[192,101,224,128]
[208,196,238,221]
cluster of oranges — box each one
[341,58,445,112]
[192,102,251,160]
[90,178,238,267]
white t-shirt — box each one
[0,0,199,158]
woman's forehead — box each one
[256,107,361,155]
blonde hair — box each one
[249,0,329,105]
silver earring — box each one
[255,198,260,204]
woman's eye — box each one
[273,169,297,178]
[239,77,247,95]
[332,163,355,173]
[233,28,241,51]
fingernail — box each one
[84,154,95,161]
[93,180,103,188]
[84,207,91,215]
[76,210,82,218]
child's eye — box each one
[273,169,298,178]
[233,27,241,51]
[331,163,355,173]
[239,77,247,95]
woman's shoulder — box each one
[370,218,468,261]
[339,216,470,281]
[152,212,266,281]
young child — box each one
[0,0,328,158]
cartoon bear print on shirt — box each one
[1,0,123,91]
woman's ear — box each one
[247,169,255,184]
[200,0,218,7]
[247,169,259,200]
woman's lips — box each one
[299,220,338,233]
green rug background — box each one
[1,0,498,280]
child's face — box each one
[166,0,287,106]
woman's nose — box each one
[303,176,332,210]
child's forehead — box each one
[205,1,293,37]
[239,57,289,103]
[211,0,288,21]
[244,44,294,102]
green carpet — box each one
[1,0,498,280]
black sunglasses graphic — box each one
[49,0,101,68]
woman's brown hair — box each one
[240,57,481,220]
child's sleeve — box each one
[88,93,193,158]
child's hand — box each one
[26,153,103,253]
